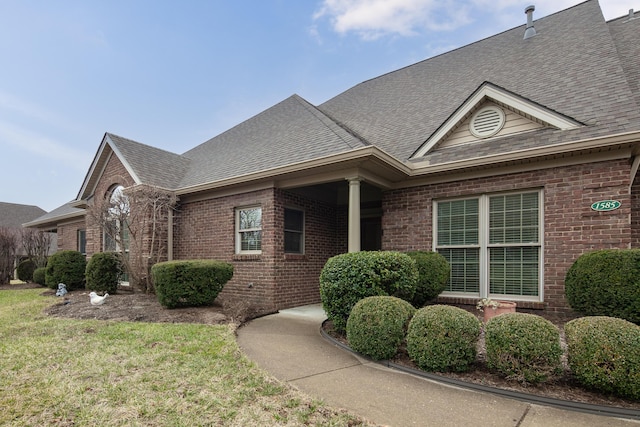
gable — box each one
[411,83,582,159]
[436,101,545,150]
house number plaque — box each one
[590,200,621,212]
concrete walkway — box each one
[236,304,639,427]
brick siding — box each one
[173,188,341,312]
[382,159,633,312]
[56,220,86,252]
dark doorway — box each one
[361,217,382,251]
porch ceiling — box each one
[286,181,382,206]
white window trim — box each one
[433,189,544,302]
[236,206,262,254]
[284,207,305,254]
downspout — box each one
[167,208,174,261]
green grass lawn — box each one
[0,289,371,426]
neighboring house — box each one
[25,1,640,314]
[0,201,56,271]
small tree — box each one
[86,184,177,293]
[0,227,18,283]
[21,228,53,268]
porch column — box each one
[347,178,361,252]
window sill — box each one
[284,253,307,261]
[233,254,262,261]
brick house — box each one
[26,1,640,314]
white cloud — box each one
[314,0,473,40]
[313,0,637,40]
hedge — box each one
[45,250,86,290]
[319,251,418,332]
[151,260,234,309]
[405,251,449,307]
[85,252,122,294]
[565,249,640,324]
[346,296,416,360]
[406,305,481,372]
[565,316,640,399]
[485,313,562,384]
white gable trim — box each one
[411,83,581,159]
[76,134,142,201]
[105,134,142,185]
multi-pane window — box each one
[435,191,542,299]
[236,206,262,253]
[284,208,304,254]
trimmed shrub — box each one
[485,313,562,384]
[151,260,234,309]
[85,252,122,294]
[405,251,450,307]
[33,267,46,286]
[406,305,481,372]
[565,316,640,400]
[17,259,36,282]
[346,296,416,360]
[45,250,86,291]
[319,251,418,332]
[565,249,640,324]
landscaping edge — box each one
[319,320,640,421]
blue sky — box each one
[0,0,635,212]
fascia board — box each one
[77,138,109,200]
[175,147,411,196]
[409,130,640,175]
[105,134,142,185]
[22,210,85,229]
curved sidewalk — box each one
[236,304,639,427]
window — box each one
[102,185,130,285]
[77,229,86,255]
[236,206,262,253]
[284,208,304,254]
[435,191,542,300]
[103,185,130,253]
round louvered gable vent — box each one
[469,106,505,138]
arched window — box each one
[103,185,130,252]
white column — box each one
[348,178,361,252]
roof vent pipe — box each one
[524,5,537,40]
[629,9,635,20]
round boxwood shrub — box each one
[320,251,418,332]
[17,259,36,282]
[405,251,450,307]
[33,267,46,286]
[151,260,234,309]
[85,252,122,294]
[485,313,562,384]
[45,250,87,291]
[565,249,640,324]
[346,296,416,360]
[406,305,481,372]
[565,316,640,400]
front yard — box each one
[0,288,372,426]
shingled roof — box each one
[35,0,640,224]
[178,95,367,189]
[319,0,640,163]
[0,202,46,228]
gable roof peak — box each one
[411,82,582,159]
